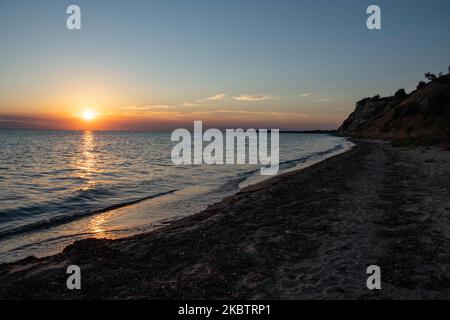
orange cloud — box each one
[233,95,274,101]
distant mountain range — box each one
[338,69,450,145]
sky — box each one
[0,0,450,130]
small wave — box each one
[239,141,352,188]
[0,189,179,240]
[1,228,131,255]
[0,186,117,221]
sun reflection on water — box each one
[88,210,124,239]
[77,131,96,190]
[89,214,106,235]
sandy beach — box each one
[1,139,450,300]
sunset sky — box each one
[1,0,450,130]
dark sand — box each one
[1,140,450,300]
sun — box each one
[82,109,96,121]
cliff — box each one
[337,73,450,143]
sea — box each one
[0,130,353,263]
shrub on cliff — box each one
[356,97,371,106]
[372,94,380,100]
[417,81,427,90]
[394,89,407,99]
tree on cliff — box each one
[425,72,437,81]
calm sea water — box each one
[0,130,353,262]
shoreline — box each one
[1,139,450,299]
[0,137,352,264]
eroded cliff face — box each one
[337,75,450,141]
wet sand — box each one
[1,139,450,299]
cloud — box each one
[182,102,202,107]
[301,93,333,102]
[146,105,172,109]
[121,105,148,110]
[183,93,226,107]
[121,105,174,111]
[122,108,308,119]
[208,109,308,118]
[233,94,274,102]
[207,93,226,101]
[314,98,332,103]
